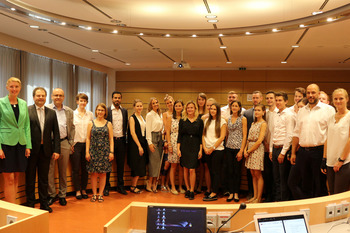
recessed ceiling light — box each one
[245,32,251,35]
[10,8,16,11]
[312,11,323,15]
[92,50,99,52]
[125,63,131,66]
[281,61,287,64]
[272,28,279,32]
[192,34,197,37]
[165,34,170,37]
[29,25,39,29]
[218,34,223,37]
[86,26,92,30]
[60,22,66,26]
[226,61,232,64]
[139,33,144,36]
[220,46,227,49]
[327,17,333,22]
[299,24,305,28]
[112,30,118,34]
[205,15,217,19]
[292,45,300,48]
[207,19,218,23]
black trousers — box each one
[272,147,291,201]
[105,137,126,189]
[207,150,225,193]
[262,152,274,201]
[70,142,88,191]
[26,145,51,206]
[226,148,242,194]
[297,146,327,198]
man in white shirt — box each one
[269,92,294,201]
[104,91,128,196]
[47,88,75,206]
[221,91,246,120]
[290,84,335,198]
[264,91,278,202]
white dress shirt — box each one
[265,107,279,146]
[111,104,123,138]
[221,104,246,120]
[293,101,335,147]
[73,109,94,143]
[270,108,295,155]
[52,105,67,139]
[145,110,163,145]
[326,111,350,166]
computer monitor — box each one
[254,211,311,233]
[146,205,206,233]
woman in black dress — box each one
[177,101,203,200]
[127,99,148,194]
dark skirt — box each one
[0,143,27,172]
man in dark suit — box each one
[26,87,60,213]
[243,90,263,200]
[104,91,128,195]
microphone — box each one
[216,203,247,233]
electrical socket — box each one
[6,215,17,225]
[335,204,343,217]
[206,212,217,229]
[341,201,349,216]
[326,204,336,219]
[217,212,233,229]
[300,208,310,222]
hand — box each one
[25,149,31,158]
[164,141,168,149]
[269,152,272,162]
[278,154,285,164]
[320,158,327,174]
[333,161,343,173]
[149,144,155,153]
[86,152,91,162]
[198,151,202,159]
[236,150,243,162]
[109,153,114,162]
[168,145,173,154]
[0,149,5,159]
[138,146,144,156]
[203,147,209,155]
[290,154,296,165]
[244,150,249,158]
[52,153,59,160]
[178,149,182,157]
[71,145,75,153]
[208,147,214,155]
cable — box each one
[227,220,255,233]
[207,227,213,233]
[326,219,350,233]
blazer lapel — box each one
[4,96,17,125]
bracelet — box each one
[338,157,345,162]
[110,151,114,153]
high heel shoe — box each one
[146,181,152,192]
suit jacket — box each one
[107,105,128,138]
[243,107,255,134]
[0,96,32,150]
[47,103,75,146]
[28,105,60,156]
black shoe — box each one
[223,191,230,196]
[47,196,57,206]
[103,189,109,196]
[76,195,82,200]
[40,205,53,213]
[82,193,89,199]
[59,197,67,206]
[203,194,218,201]
[25,202,35,208]
[204,191,211,197]
[117,187,128,195]
[226,197,234,202]
[234,198,240,202]
[189,192,195,200]
[185,190,190,198]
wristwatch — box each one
[338,157,345,162]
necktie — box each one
[39,108,44,142]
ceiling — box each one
[0,0,350,70]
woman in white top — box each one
[160,94,173,191]
[146,97,163,192]
[71,93,93,200]
[322,88,350,194]
[202,102,227,201]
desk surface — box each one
[129,219,350,233]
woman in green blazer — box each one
[0,77,31,203]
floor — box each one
[46,189,247,233]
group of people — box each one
[1,77,350,212]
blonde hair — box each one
[333,88,349,100]
[164,94,174,103]
[148,97,161,115]
[7,77,21,86]
[182,100,198,121]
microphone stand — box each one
[216,203,247,233]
